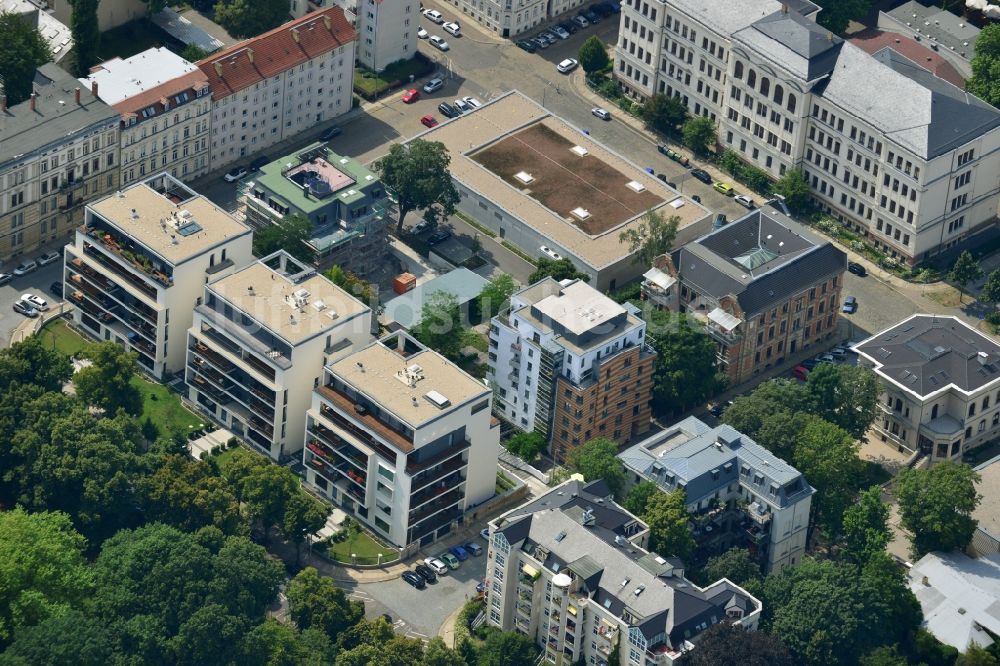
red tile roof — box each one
[112,70,209,117]
[197,7,356,98]
[850,29,966,89]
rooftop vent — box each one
[424,390,451,408]
[555,531,567,542]
[626,180,646,193]
[514,171,535,185]
[571,207,591,221]
[634,585,646,597]
[311,299,327,311]
[654,556,667,565]
[570,145,588,157]
[979,351,990,365]
[395,364,424,387]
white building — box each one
[613,0,1000,266]
[619,417,814,574]
[302,332,501,549]
[186,251,372,461]
[80,48,212,186]
[293,0,419,72]
[437,0,587,37]
[197,7,357,172]
[485,478,761,665]
[64,173,253,379]
[854,314,1000,464]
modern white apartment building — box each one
[186,251,372,461]
[485,478,761,665]
[613,0,1000,266]
[620,417,813,573]
[81,48,212,187]
[293,0,418,72]
[487,278,655,463]
[198,7,357,172]
[855,314,1000,465]
[302,332,501,549]
[64,173,252,379]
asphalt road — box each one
[0,259,66,345]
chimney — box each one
[29,92,36,112]
[323,15,331,30]
[91,80,98,98]
[214,61,223,77]
[75,87,81,105]
[781,3,788,13]
[291,27,300,43]
[247,48,254,64]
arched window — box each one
[787,93,797,113]
[734,61,744,79]
[774,84,784,106]
[747,69,756,87]
[760,77,770,96]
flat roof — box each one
[81,48,200,106]
[207,259,369,345]
[382,268,488,329]
[252,143,380,213]
[532,280,627,337]
[330,336,489,429]
[89,176,251,265]
[407,91,710,270]
[974,455,1000,544]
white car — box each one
[0,273,11,286]
[591,107,611,121]
[423,77,444,93]
[443,21,461,37]
[480,527,490,540]
[540,245,562,260]
[13,260,37,276]
[224,166,247,182]
[429,35,450,51]
[734,194,756,209]
[454,98,471,114]
[551,25,570,39]
[557,58,578,74]
[412,219,433,234]
[424,557,449,575]
[417,27,428,39]
[462,95,482,109]
[816,353,836,364]
[21,293,49,312]
[36,250,61,266]
[422,8,444,23]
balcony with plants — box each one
[80,224,173,289]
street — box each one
[0,258,65,346]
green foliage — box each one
[607,281,641,305]
[949,250,985,302]
[238,464,300,543]
[841,486,892,565]
[0,335,73,394]
[701,548,762,587]
[374,139,460,232]
[565,437,625,496]
[619,208,679,267]
[957,644,1000,666]
[968,23,1000,108]
[139,454,247,535]
[814,0,871,34]
[859,645,909,666]
[773,168,812,214]
[641,93,687,134]
[805,363,879,439]
[253,213,314,263]
[475,629,538,666]
[895,461,981,558]
[478,274,516,322]
[504,431,547,462]
[792,416,864,536]
[213,0,289,38]
[423,636,468,666]
[646,309,727,414]
[980,269,1000,304]
[287,567,364,639]
[70,0,100,76]
[528,257,589,284]
[0,11,51,105]
[578,35,610,73]
[0,609,111,665]
[623,480,658,516]
[74,341,143,415]
[327,265,376,305]
[415,291,465,361]
[718,150,773,194]
[681,116,716,156]
[280,492,328,564]
[180,44,210,62]
[643,488,696,562]
[684,623,793,666]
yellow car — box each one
[713,181,734,196]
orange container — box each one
[393,273,416,294]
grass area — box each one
[37,318,92,357]
[98,20,176,61]
[462,329,488,353]
[327,530,398,565]
[353,55,434,98]
[134,376,204,434]
[496,470,517,494]
[925,287,963,308]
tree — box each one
[478,274,516,321]
[619,208,679,267]
[213,0,289,38]
[281,492,328,565]
[859,646,909,666]
[701,548,761,587]
[684,623,793,666]
[957,644,1000,666]
[253,213,313,263]
[949,250,984,303]
[968,24,1000,108]
[504,431,547,462]
[211,536,285,620]
[240,619,337,666]
[720,149,744,177]
[0,335,73,393]
[170,603,246,666]
[565,438,625,496]
[643,488,696,561]
[578,35,609,73]
[0,610,112,666]
[239,464,299,542]
[286,568,363,639]
[681,116,716,156]
[646,309,727,413]
[895,461,980,558]
[476,629,538,666]
[641,93,687,134]
[723,378,808,442]
[814,0,871,35]
[772,168,812,215]
[841,486,891,565]
[140,454,246,535]
[792,416,864,537]
[0,508,93,645]
[528,257,589,284]
[980,269,1000,304]
[0,11,51,105]
[73,341,142,415]
[139,0,167,14]
[373,140,460,233]
[422,636,467,666]
[181,44,210,62]
[623,480,658,516]
[70,0,100,76]
[805,363,879,439]
[414,291,465,361]
[327,265,376,305]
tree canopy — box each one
[619,208,679,267]
[578,35,610,73]
[646,309,727,414]
[253,213,314,263]
[814,0,872,34]
[701,548,762,588]
[213,0,290,38]
[772,169,811,214]
[643,488,696,562]
[528,257,589,284]
[74,341,142,415]
[286,567,364,639]
[503,431,547,462]
[949,250,984,302]
[414,291,465,361]
[641,94,687,134]
[565,438,625,496]
[477,274,516,322]
[895,461,980,558]
[623,480,658,516]
[841,486,892,565]
[374,140,460,233]
[681,116,716,156]
[69,0,100,76]
[684,623,793,666]
[0,11,51,105]
[968,23,1000,108]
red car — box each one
[402,88,420,104]
[420,115,439,128]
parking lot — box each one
[0,252,67,345]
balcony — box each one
[308,431,368,475]
[408,487,463,525]
[410,472,466,509]
[705,324,741,345]
[190,374,232,405]
[191,342,235,373]
[82,227,173,288]
[318,385,413,454]
[745,524,768,545]
[409,505,462,540]
[250,416,274,437]
[60,178,85,192]
[410,454,468,493]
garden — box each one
[319,517,399,565]
[353,54,435,99]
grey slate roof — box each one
[736,10,843,81]
[0,64,119,169]
[854,314,1000,398]
[882,0,979,62]
[672,207,846,316]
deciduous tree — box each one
[772,168,811,214]
[565,438,625,496]
[374,140,460,233]
[70,0,100,76]
[646,309,727,414]
[578,35,609,73]
[414,291,465,361]
[528,257,590,284]
[980,268,1000,304]
[281,492,328,565]
[792,416,863,537]
[623,480,658,516]
[701,547,762,587]
[0,11,51,105]
[504,431,547,462]
[805,363,879,439]
[0,335,73,393]
[681,116,716,156]
[478,274,516,321]
[950,250,984,303]
[239,464,299,543]
[643,488,695,561]
[74,341,142,415]
[286,567,364,639]
[968,23,1000,108]
[140,454,246,535]
[640,93,687,134]
[0,610,111,665]
[814,0,871,35]
[684,623,793,666]
[841,486,891,565]
[476,629,538,666]
[252,213,313,263]
[213,0,289,38]
[895,461,980,558]
[619,208,679,267]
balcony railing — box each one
[318,385,412,454]
[82,242,159,299]
[409,488,463,525]
[192,342,235,373]
[410,473,465,509]
[410,454,467,493]
[81,226,173,288]
[406,439,471,476]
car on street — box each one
[424,557,449,575]
[249,155,270,171]
[540,245,562,260]
[37,250,61,266]
[428,229,452,245]
[13,260,37,277]
[584,8,601,22]
[573,15,589,28]
[438,102,459,118]
[412,219,434,234]
[224,166,247,182]
[439,552,461,569]
[793,365,809,381]
[454,98,471,114]
[418,27,429,39]
[415,563,437,582]
[842,296,858,314]
[462,96,482,109]
[21,293,49,312]
[557,58,578,74]
[830,347,849,359]
[429,35,450,51]
[713,213,728,229]
[691,195,701,203]
[49,281,63,297]
[735,194,755,209]
[443,21,461,36]
[656,174,676,187]
[559,20,577,34]
[402,88,420,104]
[539,30,558,42]
[420,114,439,128]
[591,107,611,121]
[532,35,550,49]
[801,358,819,370]
[516,39,537,52]
[465,542,483,556]
[690,168,712,184]
[449,546,469,561]
[709,403,726,418]
[423,77,444,93]
[422,8,444,23]
[12,301,38,318]
[402,570,426,589]
[847,261,867,277]
[713,181,734,195]
[480,527,490,540]
[551,25,570,39]
[0,273,11,286]
[816,353,836,364]
[319,125,342,142]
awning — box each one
[521,564,539,578]
[567,605,578,616]
[707,308,742,332]
[642,268,675,290]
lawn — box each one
[353,55,434,98]
[327,530,398,565]
[37,318,92,357]
[133,376,204,434]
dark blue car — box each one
[449,546,469,561]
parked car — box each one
[713,181,734,196]
[439,552,461,569]
[573,15,589,28]
[415,563,437,582]
[420,114,439,128]
[224,166,247,182]
[476,581,486,594]
[559,20,578,34]
[21,293,48,312]
[462,95,482,109]
[538,30,557,42]
[465,542,483,556]
[584,8,601,22]
[13,260,37,277]
[532,36,550,49]
[0,273,11,286]
[422,8,444,23]
[656,174,677,187]
[847,261,867,277]
[412,219,434,234]
[402,88,420,104]
[735,194,755,209]
[480,527,491,540]
[438,102,459,118]
[443,21,461,36]
[842,296,858,314]
[454,98,471,114]
[423,77,444,93]
[557,58,578,74]
[249,155,269,171]
[691,195,702,203]
[516,39,537,52]
[801,358,819,370]
[713,213,727,229]
[381,613,393,624]
[816,353,837,364]
[425,557,449,575]
[428,229,452,245]
[830,347,849,358]
[540,245,562,260]
[551,25,570,39]
[37,250,61,266]
[709,403,726,418]
[429,35,450,51]
[12,301,38,318]
[49,281,63,297]
[418,27,429,39]
[690,168,712,184]
[402,570,426,589]
[449,546,469,561]
[792,365,809,381]
[319,125,343,142]
[591,107,611,120]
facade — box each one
[187,251,372,461]
[302,331,501,549]
[971,454,1000,558]
[487,278,655,463]
[80,48,212,187]
[240,142,390,275]
[0,64,119,263]
[619,417,813,573]
[614,1,1000,266]
[64,173,253,379]
[198,7,357,172]
[642,206,845,385]
[51,0,146,31]
[878,0,979,78]
[854,314,1000,464]
[292,0,419,72]
[437,0,586,37]
[413,91,712,291]
[484,478,762,666]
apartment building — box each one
[241,143,390,276]
[64,173,252,379]
[198,7,356,172]
[187,251,372,461]
[854,314,1000,465]
[620,417,813,573]
[0,64,119,263]
[878,0,979,79]
[292,0,419,72]
[437,0,585,37]
[81,48,212,187]
[484,478,762,666]
[614,0,1000,265]
[487,278,655,463]
[302,332,501,549]
[642,206,845,384]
